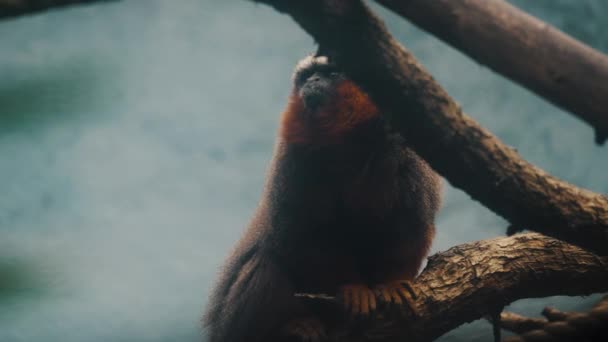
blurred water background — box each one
[0,1,606,341]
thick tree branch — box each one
[0,0,112,19]
[375,0,608,145]
[298,233,608,341]
[253,0,608,255]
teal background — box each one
[0,1,606,341]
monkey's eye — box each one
[294,70,315,86]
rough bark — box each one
[298,233,608,341]
[500,295,608,341]
[500,312,548,335]
[375,0,608,145]
[253,0,608,255]
[0,0,112,19]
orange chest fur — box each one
[280,80,380,145]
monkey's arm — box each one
[275,233,378,318]
[365,224,434,315]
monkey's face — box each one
[281,56,380,145]
[292,56,345,111]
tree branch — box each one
[499,312,547,335]
[297,233,608,341]
[500,295,608,341]
[0,0,113,19]
[374,0,608,145]
[253,0,608,255]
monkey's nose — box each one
[300,72,331,110]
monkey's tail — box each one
[203,251,295,342]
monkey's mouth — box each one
[299,79,332,111]
[301,90,328,110]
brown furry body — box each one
[203,56,442,342]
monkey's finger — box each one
[399,281,418,300]
[360,288,370,316]
[341,287,351,312]
[368,293,379,321]
[397,286,413,303]
[391,288,403,305]
[397,287,418,317]
[399,289,414,311]
[351,288,361,315]
[369,289,377,312]
[375,287,392,304]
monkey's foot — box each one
[338,284,377,316]
[282,317,327,342]
[373,280,418,316]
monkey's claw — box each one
[338,284,377,317]
[283,317,327,342]
[374,280,418,316]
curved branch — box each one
[375,0,608,145]
[0,0,113,19]
[253,0,608,255]
[297,233,608,341]
[501,296,608,341]
[499,312,547,335]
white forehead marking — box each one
[292,55,329,82]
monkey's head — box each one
[280,55,380,145]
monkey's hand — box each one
[373,280,418,317]
[338,284,377,317]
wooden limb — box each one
[0,0,113,19]
[296,233,608,341]
[499,312,547,335]
[501,296,608,342]
[374,0,608,145]
[542,307,572,322]
[253,0,608,255]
